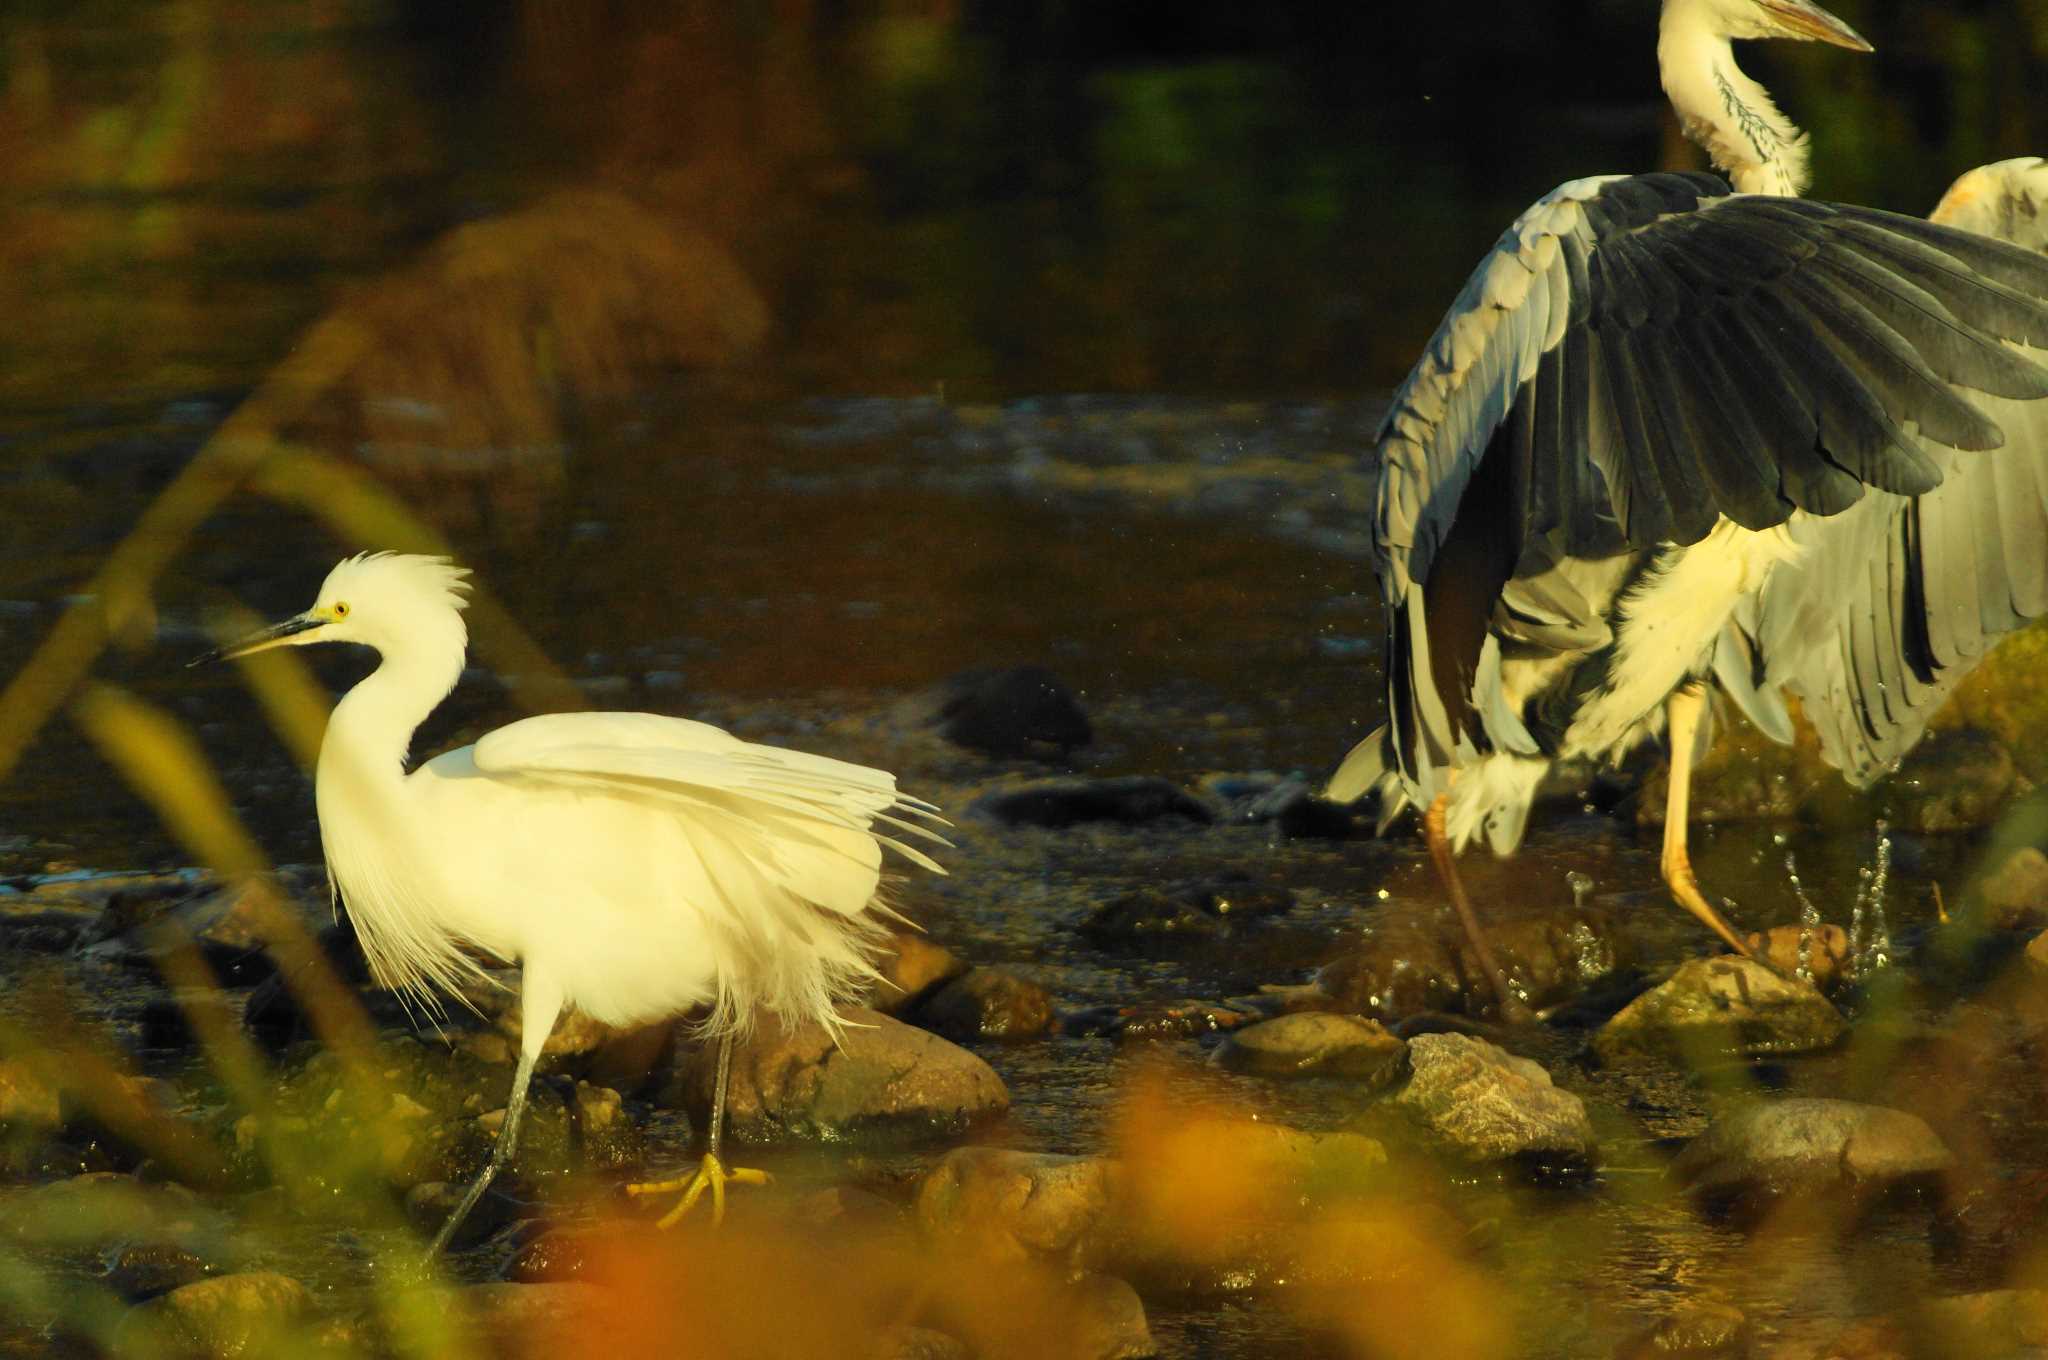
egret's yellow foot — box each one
[626,1152,770,1227]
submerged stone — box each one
[1062,998,1258,1041]
[916,1147,1124,1273]
[1317,900,1626,1022]
[1616,1299,1751,1359]
[1593,957,1846,1063]
[927,665,1092,758]
[1673,1098,1953,1201]
[1209,1013,1407,1086]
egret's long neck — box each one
[319,620,467,795]
[1659,10,1810,197]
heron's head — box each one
[1670,0,1872,50]
[193,552,472,665]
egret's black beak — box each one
[188,614,326,668]
[1760,0,1873,52]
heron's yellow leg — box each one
[1662,685,1755,959]
[625,1152,771,1228]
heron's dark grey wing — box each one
[1726,162,2048,783]
[1376,170,2048,790]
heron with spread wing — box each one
[1328,0,2048,1020]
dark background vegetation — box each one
[2,0,2045,410]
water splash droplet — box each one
[1567,870,1594,911]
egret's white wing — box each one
[1374,170,2048,796]
[473,711,945,912]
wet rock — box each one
[1673,1099,1952,1203]
[1914,1290,2048,1358]
[1978,847,2048,931]
[1616,1300,1751,1359]
[121,1271,311,1357]
[2027,930,2048,978]
[1743,924,1851,992]
[972,777,1214,829]
[1079,878,1290,941]
[456,971,650,1062]
[138,991,244,1053]
[666,1007,1008,1145]
[104,1242,211,1301]
[1384,1034,1596,1166]
[0,1060,61,1135]
[927,665,1092,758]
[1061,1275,1155,1360]
[1593,957,1846,1063]
[1317,902,1627,1021]
[869,1324,971,1360]
[916,1147,1124,1272]
[1200,773,1366,838]
[871,931,970,1016]
[501,1223,664,1283]
[0,1174,211,1253]
[1062,998,1257,1041]
[1210,1013,1407,1086]
[917,968,1055,1040]
[1890,730,2022,833]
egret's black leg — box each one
[1423,791,1536,1024]
[625,1030,768,1226]
[426,1044,536,1258]
[1660,685,1757,959]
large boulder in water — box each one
[665,1007,1008,1145]
[1594,957,1846,1063]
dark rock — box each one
[1210,1013,1407,1086]
[1079,877,1290,941]
[137,992,243,1053]
[1673,1099,1952,1202]
[871,931,971,1016]
[1080,889,1218,939]
[917,968,1054,1041]
[1383,1033,1596,1166]
[1890,729,2022,834]
[972,777,1213,830]
[1593,958,1847,1063]
[1200,774,1366,838]
[916,1147,1124,1272]
[1062,998,1258,1041]
[930,665,1092,758]
[103,1243,210,1301]
[665,1007,1008,1146]
[1616,1300,1751,1359]
[1938,1169,2048,1272]
[120,1271,311,1357]
[502,1223,665,1283]
[1979,848,2048,931]
[1742,925,1851,993]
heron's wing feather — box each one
[1375,170,2048,788]
[1729,166,2048,783]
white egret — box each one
[196,552,947,1253]
[1328,0,2048,1019]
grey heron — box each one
[1327,0,2048,1020]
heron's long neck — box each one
[1659,14,1810,197]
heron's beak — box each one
[188,614,327,667]
[1759,0,1873,51]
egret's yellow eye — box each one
[333,601,350,619]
